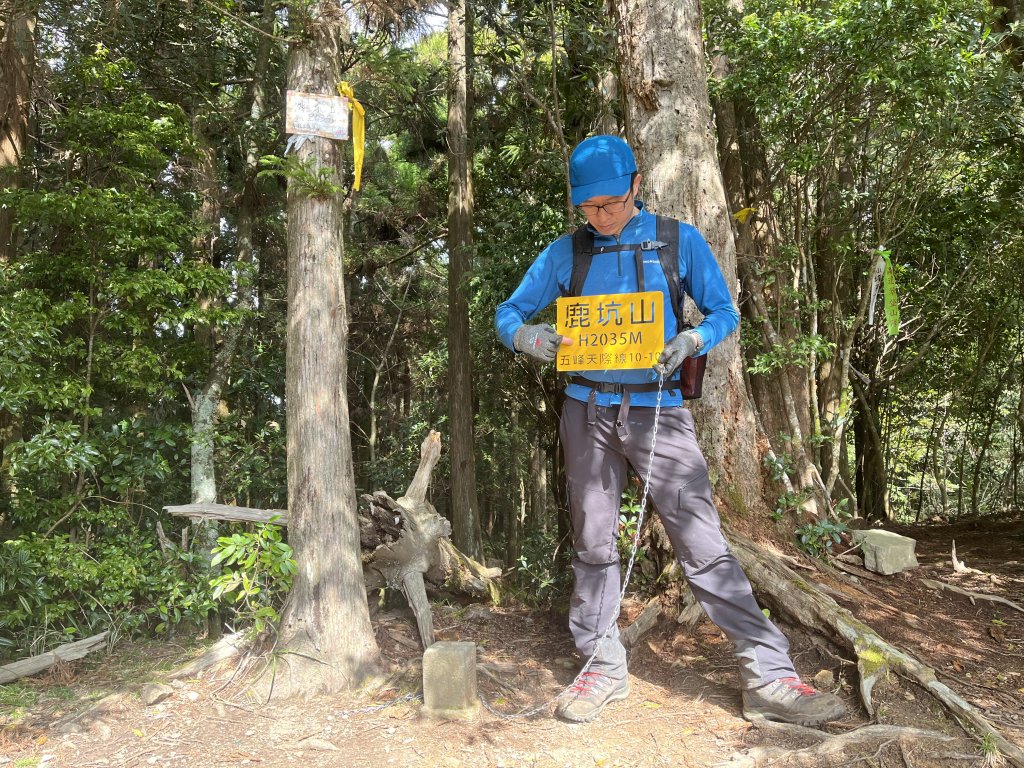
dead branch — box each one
[621,597,662,650]
[165,503,288,525]
[920,578,1024,614]
[167,632,247,680]
[951,539,983,575]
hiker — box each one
[494,135,846,726]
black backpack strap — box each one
[571,217,680,325]
[570,226,595,297]
[654,214,683,332]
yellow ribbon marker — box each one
[336,81,365,190]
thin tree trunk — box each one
[852,375,890,520]
[447,0,482,559]
[190,123,223,508]
[932,396,952,517]
[614,0,766,514]
[369,275,412,465]
[188,3,274,639]
[274,5,380,696]
[970,362,1015,515]
[1015,358,1024,509]
[528,420,549,533]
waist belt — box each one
[569,375,680,395]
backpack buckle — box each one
[640,239,667,251]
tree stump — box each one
[360,431,499,648]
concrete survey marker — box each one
[852,529,919,575]
[423,640,479,720]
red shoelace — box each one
[776,677,818,696]
[569,671,606,695]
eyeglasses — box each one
[577,192,633,217]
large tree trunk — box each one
[446,0,483,559]
[614,0,766,515]
[0,1,34,262]
[274,5,380,696]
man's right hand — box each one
[513,323,570,363]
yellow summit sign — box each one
[555,291,664,372]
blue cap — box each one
[569,135,637,206]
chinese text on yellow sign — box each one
[556,291,663,371]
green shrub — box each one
[0,529,214,657]
[209,523,295,634]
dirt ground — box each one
[2,517,1022,768]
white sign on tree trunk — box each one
[286,90,350,140]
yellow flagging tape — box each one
[337,81,365,190]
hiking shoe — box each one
[742,677,847,727]
[555,672,630,723]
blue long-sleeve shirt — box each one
[495,203,739,407]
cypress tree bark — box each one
[0,1,34,262]
[613,0,766,515]
[273,3,380,696]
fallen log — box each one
[0,631,109,683]
[165,503,287,525]
[728,529,1024,768]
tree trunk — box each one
[447,0,482,559]
[0,5,35,517]
[709,37,821,521]
[274,6,380,696]
[614,0,766,515]
[991,0,1023,71]
[528,419,549,533]
[851,371,889,521]
[0,2,34,262]
[1015,362,1024,508]
[189,124,223,509]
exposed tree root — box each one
[168,631,247,681]
[728,529,1024,768]
[720,724,958,767]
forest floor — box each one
[1,517,1022,768]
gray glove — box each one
[513,323,564,363]
[654,331,700,377]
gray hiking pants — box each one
[560,396,798,688]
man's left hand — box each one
[654,331,700,377]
